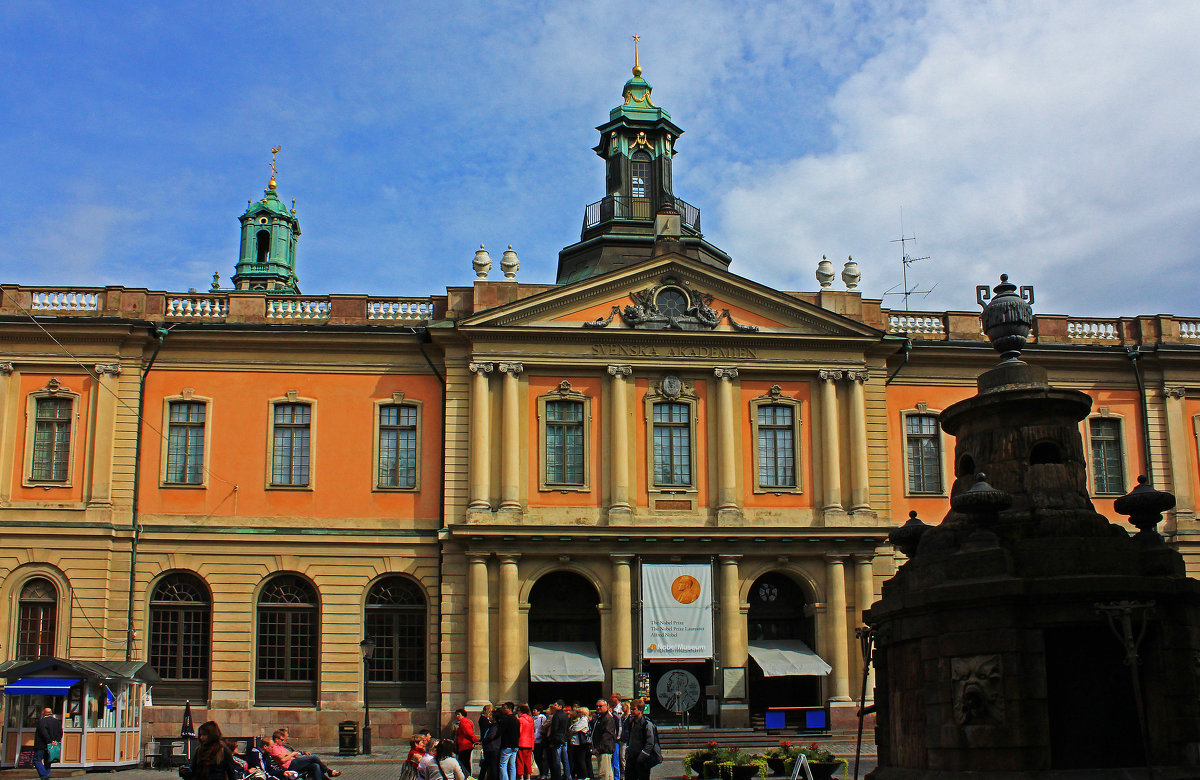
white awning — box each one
[528,642,605,683]
[747,640,832,677]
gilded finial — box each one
[291,198,296,215]
[632,34,642,76]
[267,145,281,192]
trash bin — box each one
[338,721,359,756]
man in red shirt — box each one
[453,709,477,777]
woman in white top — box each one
[569,708,593,780]
[424,740,465,780]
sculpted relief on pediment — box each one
[582,275,759,332]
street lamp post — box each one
[360,637,376,754]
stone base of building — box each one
[719,701,749,727]
[866,769,1200,779]
[828,701,865,732]
[143,704,437,745]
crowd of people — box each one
[451,696,661,780]
[179,695,661,780]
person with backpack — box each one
[623,700,660,780]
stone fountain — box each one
[866,275,1200,778]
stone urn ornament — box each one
[950,472,1013,548]
[501,245,519,280]
[816,255,835,289]
[977,274,1035,362]
[841,255,860,290]
[472,244,492,279]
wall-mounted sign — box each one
[641,563,714,659]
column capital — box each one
[467,553,491,565]
[818,369,844,382]
[610,554,635,565]
[0,362,12,376]
[498,361,524,376]
[846,369,870,383]
[469,361,494,374]
[607,364,633,378]
[718,554,743,564]
[498,553,521,565]
[714,366,739,381]
[94,363,122,377]
[1166,386,1187,399]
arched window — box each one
[365,577,426,706]
[149,573,210,703]
[17,578,57,660]
[256,229,271,265]
[256,575,318,705]
[528,571,602,706]
[630,152,652,218]
[746,572,820,712]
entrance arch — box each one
[746,571,821,713]
[527,571,602,706]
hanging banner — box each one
[641,563,714,659]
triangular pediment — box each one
[459,254,882,339]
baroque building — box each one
[3,58,1200,752]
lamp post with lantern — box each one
[360,637,376,754]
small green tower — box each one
[556,38,731,283]
[232,146,301,293]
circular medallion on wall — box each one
[662,375,682,398]
[656,669,701,712]
[671,574,701,604]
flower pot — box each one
[721,765,760,780]
[702,760,722,779]
[806,761,841,780]
[765,758,786,776]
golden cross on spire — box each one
[268,145,281,191]
[632,34,642,76]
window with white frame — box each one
[377,404,418,489]
[31,397,72,481]
[166,401,206,484]
[905,413,943,494]
[271,403,311,486]
[1089,417,1126,494]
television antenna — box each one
[882,211,935,311]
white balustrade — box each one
[167,297,228,318]
[1177,320,1200,339]
[367,299,433,322]
[887,314,945,336]
[1067,320,1119,340]
[30,290,100,312]
[266,298,331,320]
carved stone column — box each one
[497,554,521,702]
[468,362,493,511]
[847,370,871,511]
[854,555,876,701]
[498,362,523,512]
[819,370,843,511]
[608,365,633,520]
[1163,386,1193,534]
[467,554,491,705]
[88,363,122,506]
[0,362,15,504]
[715,367,741,520]
[719,555,747,667]
[826,556,851,700]
[610,555,634,670]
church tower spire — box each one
[556,39,731,283]
[232,146,301,293]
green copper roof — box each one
[610,67,671,123]
[243,188,295,220]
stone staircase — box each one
[657,727,836,752]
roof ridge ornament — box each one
[632,34,641,76]
[267,145,281,192]
[977,274,1035,364]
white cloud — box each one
[714,1,1200,316]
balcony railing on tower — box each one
[581,196,701,235]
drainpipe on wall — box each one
[416,329,448,731]
[126,325,168,662]
[1126,347,1155,479]
[885,337,913,386]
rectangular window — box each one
[545,400,585,486]
[757,404,796,488]
[378,404,418,488]
[905,413,942,493]
[1090,418,1125,494]
[653,402,692,486]
[271,403,311,486]
[31,397,72,481]
[166,401,206,484]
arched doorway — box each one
[746,571,821,714]
[527,571,602,707]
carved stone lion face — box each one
[951,654,1004,725]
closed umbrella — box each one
[181,700,197,760]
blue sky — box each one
[2,1,1199,316]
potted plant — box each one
[795,744,845,780]
[715,749,768,780]
[684,743,723,779]
[764,742,796,776]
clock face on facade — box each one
[671,574,701,604]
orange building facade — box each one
[3,63,1200,748]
